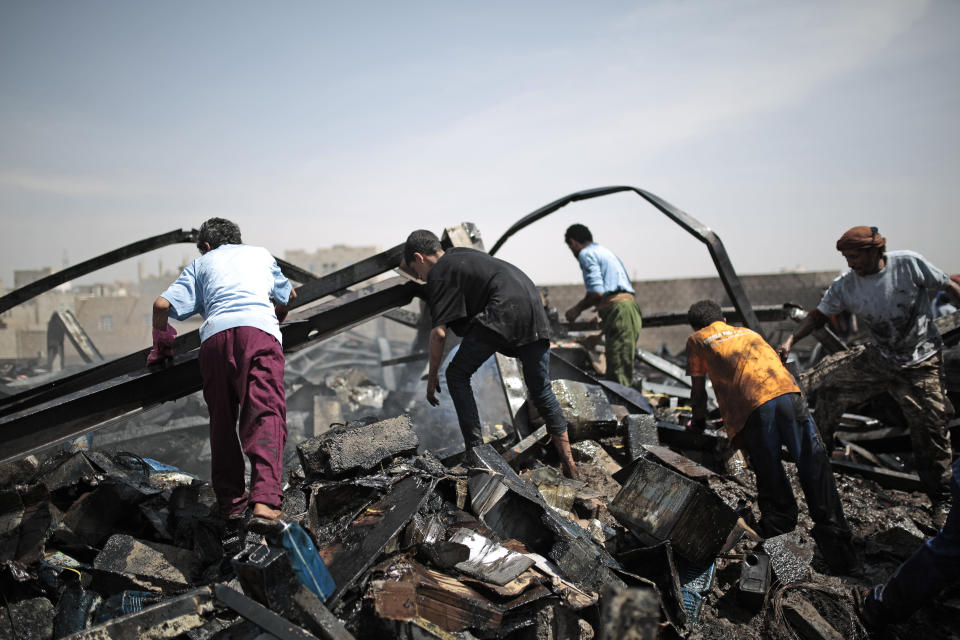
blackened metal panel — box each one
[0,229,199,315]
[487,186,765,339]
[0,279,417,465]
[0,245,410,418]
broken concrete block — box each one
[762,531,814,585]
[622,414,658,462]
[738,551,771,610]
[549,380,618,441]
[297,415,419,478]
[0,455,39,487]
[598,584,660,640]
[70,586,214,640]
[609,457,738,565]
[93,534,202,590]
[0,596,53,640]
[412,450,448,477]
[570,440,622,477]
[282,486,310,521]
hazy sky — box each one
[2,0,958,290]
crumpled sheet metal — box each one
[448,528,535,587]
[762,531,815,585]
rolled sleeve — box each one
[270,261,292,305]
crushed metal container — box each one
[609,456,738,565]
[549,380,618,441]
[622,414,658,463]
[737,551,771,609]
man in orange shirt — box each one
[686,300,856,573]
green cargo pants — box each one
[598,298,642,387]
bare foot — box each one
[252,503,282,520]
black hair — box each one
[403,229,442,264]
[197,218,242,251]
[688,299,723,330]
[564,223,592,244]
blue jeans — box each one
[864,458,960,624]
[739,393,854,567]
[446,335,566,449]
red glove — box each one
[147,325,177,366]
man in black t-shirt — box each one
[403,229,578,478]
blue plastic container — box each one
[281,521,336,601]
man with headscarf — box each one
[778,226,960,510]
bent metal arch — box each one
[488,186,765,340]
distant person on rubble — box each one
[855,457,959,629]
[777,226,960,512]
[563,224,642,387]
[685,299,857,573]
[402,229,578,479]
[149,217,295,533]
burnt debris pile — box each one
[5,353,957,640]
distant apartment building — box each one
[284,245,381,277]
[1,244,384,369]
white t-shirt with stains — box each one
[817,250,950,366]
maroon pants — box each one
[199,326,287,515]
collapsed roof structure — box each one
[0,187,956,639]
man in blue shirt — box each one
[564,224,643,387]
[150,218,294,527]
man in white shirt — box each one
[779,226,960,507]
